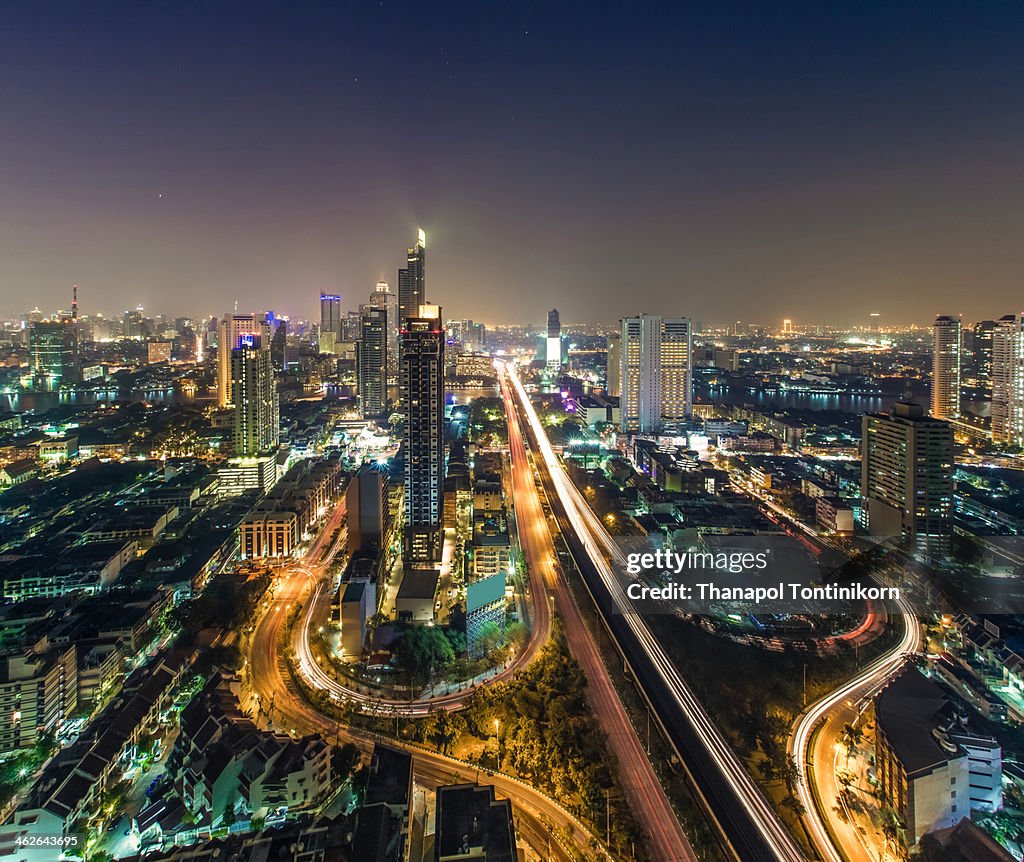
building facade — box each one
[861,401,953,555]
[931,315,961,420]
[357,307,388,418]
[992,313,1024,447]
[397,229,426,333]
[619,314,692,433]
[400,312,445,562]
[217,314,268,408]
[231,335,279,457]
[546,308,561,371]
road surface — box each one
[501,370,698,862]
[789,599,920,862]
[503,361,806,862]
[243,492,607,862]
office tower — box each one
[319,293,342,355]
[400,308,445,562]
[992,314,1024,447]
[367,280,399,369]
[397,228,426,331]
[217,313,268,407]
[861,400,953,555]
[930,315,961,420]
[970,320,996,388]
[606,331,621,397]
[320,293,341,337]
[357,307,388,418]
[619,314,692,433]
[546,309,562,370]
[231,333,279,457]
[28,321,78,391]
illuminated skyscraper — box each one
[397,229,426,331]
[930,315,961,420]
[992,314,1024,447]
[357,307,388,419]
[231,333,279,457]
[400,307,444,562]
[319,293,342,355]
[217,313,268,407]
[861,400,953,556]
[28,321,78,391]
[619,315,692,433]
[546,309,561,370]
[366,280,398,370]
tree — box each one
[444,628,467,656]
[478,621,505,658]
[395,626,455,684]
[333,742,360,780]
[505,621,528,652]
[841,722,863,762]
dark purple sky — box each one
[2,1,1024,326]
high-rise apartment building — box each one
[357,307,388,419]
[546,309,561,370]
[397,229,426,331]
[231,334,279,457]
[400,308,445,562]
[931,315,961,420]
[619,315,692,433]
[992,314,1024,448]
[217,314,268,408]
[861,400,953,555]
[606,331,621,397]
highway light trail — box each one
[790,595,920,862]
[504,361,806,862]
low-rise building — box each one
[0,458,37,487]
[0,638,77,753]
[875,667,1002,845]
[395,567,439,624]
[815,496,856,534]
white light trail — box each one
[504,362,805,862]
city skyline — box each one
[3,3,1024,323]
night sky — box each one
[2,1,1024,326]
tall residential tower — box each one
[357,307,388,419]
[861,400,953,556]
[992,314,1024,448]
[619,315,692,433]
[930,315,961,420]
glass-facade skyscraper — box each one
[397,229,426,332]
[357,307,388,419]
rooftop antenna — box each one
[72,283,78,321]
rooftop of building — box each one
[435,783,517,862]
[363,743,412,809]
[875,666,957,776]
[395,566,439,601]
